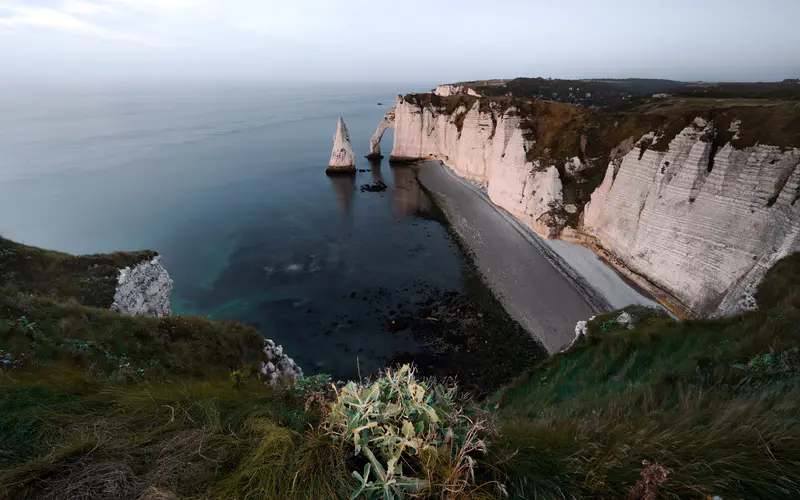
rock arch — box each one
[366,107,396,159]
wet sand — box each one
[416,160,660,352]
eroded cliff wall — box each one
[391,95,567,237]
[388,93,800,316]
[584,121,800,317]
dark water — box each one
[0,82,492,379]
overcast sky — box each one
[1,0,798,83]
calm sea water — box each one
[0,82,482,379]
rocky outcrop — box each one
[390,95,566,237]
[367,108,395,159]
[327,117,356,173]
[259,338,303,385]
[111,256,173,317]
[433,84,481,97]
[384,90,800,317]
[584,122,800,317]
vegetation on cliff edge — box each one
[1,239,800,499]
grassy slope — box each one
[491,254,800,499]
[0,369,352,499]
[0,237,156,308]
[2,240,800,498]
[0,240,344,499]
[0,290,267,378]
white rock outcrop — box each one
[615,311,634,329]
[433,84,481,97]
[328,117,356,172]
[260,338,303,385]
[111,256,173,317]
[367,107,395,159]
[390,95,566,237]
[584,122,800,316]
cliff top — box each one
[0,236,157,309]
[2,241,800,498]
[452,76,800,108]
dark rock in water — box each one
[360,180,388,193]
[357,169,369,173]
[377,102,383,105]
[365,154,385,160]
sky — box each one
[1,0,798,83]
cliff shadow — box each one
[391,164,436,219]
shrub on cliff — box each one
[325,364,493,499]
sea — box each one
[0,81,496,380]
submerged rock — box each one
[360,180,387,192]
[327,116,356,173]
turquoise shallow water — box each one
[0,82,483,379]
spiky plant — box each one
[324,364,486,499]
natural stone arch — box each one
[366,107,396,159]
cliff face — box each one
[111,256,173,317]
[391,95,566,237]
[584,122,800,317]
[387,93,800,316]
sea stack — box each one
[327,117,356,173]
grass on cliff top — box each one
[0,237,156,309]
[0,368,353,500]
[3,234,800,499]
[0,288,267,379]
[491,253,800,499]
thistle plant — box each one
[324,364,485,499]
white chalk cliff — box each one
[111,256,173,317]
[367,107,395,159]
[390,95,566,237]
[381,93,800,317]
[433,84,481,97]
[328,116,356,172]
[584,123,800,317]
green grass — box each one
[0,367,353,499]
[0,289,267,379]
[487,255,800,499]
[0,237,156,308]
[2,240,800,498]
